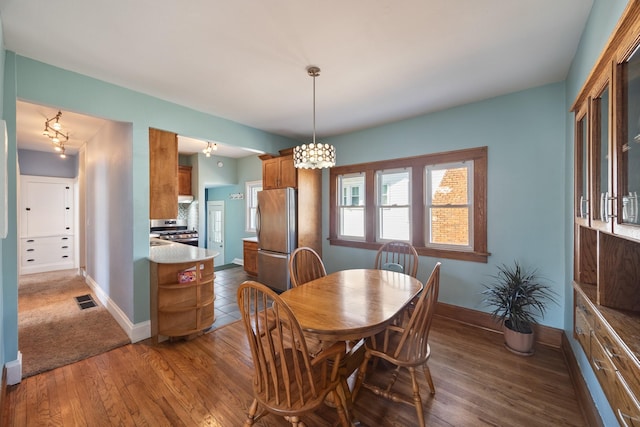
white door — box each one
[207,201,225,266]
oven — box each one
[150,219,199,246]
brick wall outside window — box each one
[431,167,468,245]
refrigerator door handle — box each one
[256,205,261,240]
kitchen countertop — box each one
[149,238,219,264]
[243,236,258,242]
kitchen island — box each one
[149,239,219,342]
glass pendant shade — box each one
[293,143,336,169]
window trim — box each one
[245,180,262,233]
[329,146,489,263]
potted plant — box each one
[482,261,557,356]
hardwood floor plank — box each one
[3,311,588,427]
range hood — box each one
[178,195,194,203]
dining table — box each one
[280,268,423,342]
[279,268,423,423]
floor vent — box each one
[75,294,97,310]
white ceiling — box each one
[3,0,593,156]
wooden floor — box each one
[2,314,586,426]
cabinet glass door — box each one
[619,45,640,226]
[591,84,611,226]
[576,112,589,220]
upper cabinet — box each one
[178,165,192,196]
[149,128,178,219]
[572,5,640,423]
[260,149,297,189]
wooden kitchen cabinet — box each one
[259,148,322,256]
[260,152,296,189]
[178,165,192,195]
[571,5,640,424]
[149,128,178,219]
[243,239,258,276]
[150,258,215,340]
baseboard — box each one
[233,258,243,266]
[84,274,150,343]
[4,352,21,386]
[434,302,563,348]
[561,334,604,427]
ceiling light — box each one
[43,110,69,150]
[293,66,336,169]
[59,145,66,159]
[202,141,217,157]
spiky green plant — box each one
[482,261,558,333]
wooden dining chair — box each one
[352,262,441,427]
[374,241,419,278]
[237,280,352,427]
[289,247,327,287]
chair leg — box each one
[351,352,371,401]
[408,367,425,427]
[334,383,353,427]
[244,399,259,426]
[423,364,435,394]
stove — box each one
[150,219,199,246]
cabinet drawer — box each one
[21,236,74,266]
[594,319,640,402]
[575,290,595,325]
[574,308,591,357]
[614,371,640,427]
[591,335,620,402]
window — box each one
[426,162,472,249]
[245,180,262,232]
[329,146,488,263]
[338,173,365,239]
[376,168,411,241]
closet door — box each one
[20,176,73,237]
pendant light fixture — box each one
[202,141,217,157]
[293,66,336,169]
[42,110,69,148]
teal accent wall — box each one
[564,0,629,424]
[323,83,567,330]
[206,154,262,263]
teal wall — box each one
[207,154,262,263]
[563,0,629,424]
[2,50,18,369]
[322,83,567,329]
[0,16,7,370]
[1,53,296,365]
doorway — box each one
[207,200,225,266]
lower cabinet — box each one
[20,235,74,274]
[574,285,640,425]
[150,258,215,340]
[243,239,258,276]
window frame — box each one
[337,173,366,241]
[329,146,489,263]
[375,167,412,242]
[245,180,262,233]
[425,161,473,251]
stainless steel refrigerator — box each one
[256,187,297,291]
